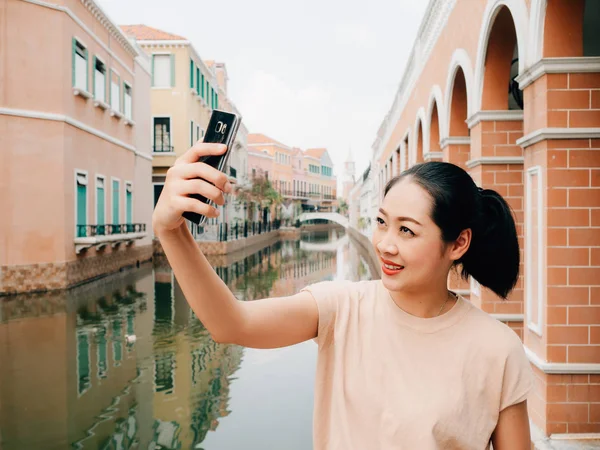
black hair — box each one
[383,161,520,299]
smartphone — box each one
[182,109,241,225]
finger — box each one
[177,162,232,192]
[176,143,227,165]
[173,196,220,218]
[177,179,226,206]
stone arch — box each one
[530,0,600,62]
[444,49,475,138]
[473,0,529,112]
[401,128,411,171]
[411,108,427,165]
[425,85,445,155]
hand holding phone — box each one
[182,110,241,225]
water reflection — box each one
[0,230,376,450]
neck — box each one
[387,283,456,319]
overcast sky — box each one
[99,0,428,184]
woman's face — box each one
[371,177,453,294]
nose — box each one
[376,232,398,256]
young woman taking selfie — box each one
[153,143,534,450]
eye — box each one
[399,226,414,236]
[375,217,386,226]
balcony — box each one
[74,223,147,254]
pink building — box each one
[0,0,153,295]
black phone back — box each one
[182,110,240,225]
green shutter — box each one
[190,58,194,88]
[112,180,119,225]
[71,38,76,87]
[215,93,218,109]
[196,68,200,95]
[201,73,205,98]
[77,182,87,237]
[97,185,105,226]
[151,55,155,86]
[126,189,132,225]
[170,54,175,87]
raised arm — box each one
[153,143,319,348]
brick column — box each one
[441,136,471,170]
[518,67,600,436]
[466,111,525,338]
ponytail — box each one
[458,189,520,299]
[384,162,520,299]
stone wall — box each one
[0,245,153,296]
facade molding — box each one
[517,128,600,148]
[423,151,444,161]
[491,313,524,322]
[22,0,136,78]
[79,0,138,56]
[525,346,600,374]
[0,107,153,161]
[466,156,524,168]
[516,57,600,89]
[440,136,470,148]
[443,48,476,138]
[473,0,529,112]
[372,0,457,162]
[466,110,524,129]
[425,84,447,153]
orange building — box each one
[0,0,154,295]
[349,0,600,443]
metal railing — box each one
[153,144,174,153]
[76,223,146,238]
[215,219,281,242]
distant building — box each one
[1,0,153,295]
[246,134,337,223]
[342,149,356,202]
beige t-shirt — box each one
[300,279,534,450]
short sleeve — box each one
[300,280,349,348]
[499,333,535,411]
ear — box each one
[448,228,472,261]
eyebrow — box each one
[378,208,422,226]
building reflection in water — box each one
[0,229,375,449]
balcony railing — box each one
[77,223,146,238]
[323,194,336,200]
[74,223,147,253]
[153,144,174,153]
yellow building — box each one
[120,26,250,228]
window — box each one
[153,117,172,152]
[126,182,133,228]
[153,184,164,208]
[76,171,87,237]
[196,125,200,142]
[210,87,214,108]
[72,39,88,91]
[201,73,205,98]
[124,83,132,119]
[189,59,194,89]
[252,168,256,179]
[110,71,120,111]
[93,57,106,101]
[190,120,194,147]
[152,54,173,87]
[196,67,200,95]
[96,176,105,234]
[215,92,218,109]
[112,179,120,226]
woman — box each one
[153,143,535,450]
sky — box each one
[98,0,429,185]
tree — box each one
[337,198,349,216]
[235,174,283,221]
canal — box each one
[0,229,378,450]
